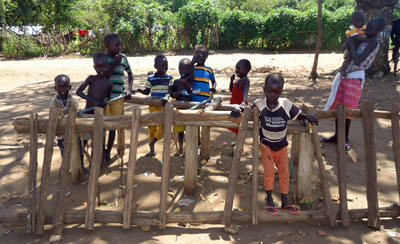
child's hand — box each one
[239,101,246,108]
[231,74,235,82]
[305,114,319,126]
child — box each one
[191,44,217,102]
[104,32,133,162]
[340,11,368,77]
[253,73,318,214]
[322,17,385,151]
[229,59,251,134]
[50,74,79,156]
[169,58,193,156]
[76,53,113,113]
[135,55,172,157]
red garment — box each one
[78,29,89,36]
[229,79,248,134]
[330,78,362,110]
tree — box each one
[310,0,323,78]
[356,0,398,76]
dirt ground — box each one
[0,51,399,244]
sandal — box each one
[345,143,351,152]
[283,205,301,214]
[266,206,281,215]
[320,136,337,143]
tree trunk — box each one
[356,0,397,76]
[310,0,324,78]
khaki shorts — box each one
[105,98,125,115]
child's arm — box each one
[229,74,235,92]
[135,87,150,95]
[127,71,133,95]
[339,55,352,77]
[241,78,250,107]
[346,37,378,65]
[352,35,370,43]
[76,77,103,106]
[106,54,122,79]
[210,79,217,93]
[297,113,318,126]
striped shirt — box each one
[255,98,301,151]
[146,73,173,99]
[108,53,132,98]
[192,65,215,102]
[345,39,380,73]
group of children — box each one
[48,11,385,215]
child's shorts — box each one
[105,98,125,115]
[174,125,186,133]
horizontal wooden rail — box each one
[2,204,399,228]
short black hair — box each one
[155,55,167,64]
[93,53,108,63]
[265,73,284,88]
[54,74,70,85]
[104,32,120,46]
[179,58,191,66]
[370,17,386,31]
[194,44,208,56]
[238,59,251,73]
[351,11,365,22]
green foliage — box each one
[2,34,44,58]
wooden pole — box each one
[123,107,142,229]
[361,102,380,229]
[36,108,60,235]
[27,113,38,233]
[296,131,314,202]
[85,107,104,230]
[309,107,337,226]
[336,104,350,226]
[223,107,251,227]
[184,125,199,194]
[200,97,223,161]
[52,107,77,239]
[159,102,174,228]
[251,107,260,225]
[391,104,400,203]
[3,204,400,228]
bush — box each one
[2,34,45,58]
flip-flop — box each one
[283,205,301,214]
[320,136,337,143]
[345,143,351,152]
[266,206,280,215]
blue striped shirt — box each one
[145,73,173,99]
[192,65,215,102]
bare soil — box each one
[0,52,399,244]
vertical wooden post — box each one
[200,127,211,161]
[184,125,199,194]
[293,134,300,164]
[159,102,174,228]
[223,107,251,227]
[296,132,314,202]
[391,104,400,203]
[309,107,337,226]
[36,108,60,235]
[251,107,260,225]
[123,107,142,229]
[337,104,350,226]
[52,107,77,239]
[27,113,38,233]
[361,102,380,229]
[85,107,104,230]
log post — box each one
[36,108,60,235]
[293,134,300,164]
[296,131,314,202]
[123,107,142,229]
[337,104,350,226]
[391,104,400,203]
[309,107,337,226]
[184,125,199,194]
[223,107,251,227]
[52,107,77,239]
[361,102,380,229]
[159,102,174,228]
[251,107,260,225]
[27,113,38,233]
[200,97,222,160]
[85,107,104,230]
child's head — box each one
[351,11,365,29]
[54,74,71,99]
[366,17,385,38]
[264,73,284,103]
[178,58,191,78]
[235,59,251,78]
[104,32,122,55]
[194,44,208,65]
[93,53,109,77]
[154,55,168,76]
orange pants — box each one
[261,144,289,194]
